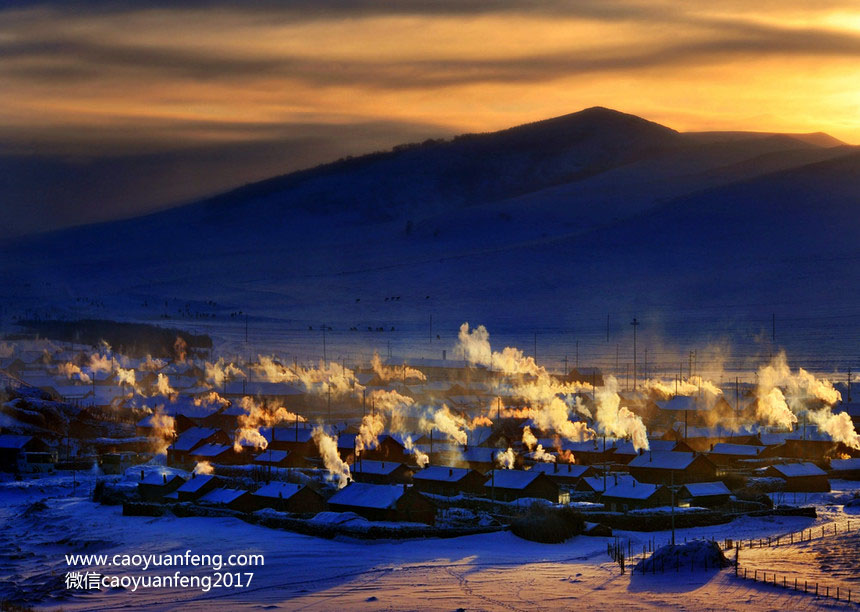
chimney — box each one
[140,469,145,480]
[554,462,558,473]
[614,473,618,485]
[442,350,446,361]
[449,468,453,477]
[403,483,408,493]
[162,474,167,484]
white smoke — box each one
[233,396,306,452]
[155,373,176,397]
[193,461,214,475]
[312,426,351,489]
[420,404,469,445]
[593,376,649,451]
[371,352,427,383]
[116,367,136,388]
[495,447,515,469]
[205,358,244,388]
[57,362,91,384]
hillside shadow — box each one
[627,567,725,594]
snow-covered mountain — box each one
[2,107,858,369]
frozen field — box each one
[1,473,858,611]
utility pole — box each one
[616,344,619,374]
[772,313,776,344]
[563,355,568,377]
[429,314,432,343]
[689,351,693,380]
[322,324,327,363]
[534,333,537,364]
[643,348,648,382]
[245,314,248,343]
[606,314,610,343]
[576,340,579,369]
[631,318,639,390]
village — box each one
[1,324,859,547]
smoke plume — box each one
[495,447,515,469]
[371,352,427,383]
[312,426,351,489]
[593,376,649,451]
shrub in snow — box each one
[634,540,730,573]
[511,505,585,543]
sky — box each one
[1,0,860,238]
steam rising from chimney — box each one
[495,447,515,469]
[147,407,175,455]
[156,373,176,398]
[371,352,427,383]
[173,337,188,363]
[233,396,306,452]
[58,362,91,383]
[312,426,351,488]
[205,358,244,388]
[522,425,556,462]
[193,461,214,475]
[593,376,649,451]
[116,367,136,388]
[420,404,468,445]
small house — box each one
[528,462,595,487]
[188,443,246,466]
[167,427,230,465]
[706,443,766,467]
[765,463,830,492]
[412,466,487,496]
[327,483,436,524]
[253,449,309,469]
[830,457,860,480]
[349,459,413,485]
[175,473,220,502]
[484,469,560,502]
[678,481,732,507]
[251,482,326,513]
[601,480,671,512]
[0,435,54,473]
[197,487,256,513]
[137,471,185,501]
[627,451,717,484]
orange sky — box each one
[2,1,860,154]
[1,1,859,237]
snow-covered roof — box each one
[647,439,680,452]
[224,381,303,396]
[199,487,248,505]
[769,463,827,478]
[628,451,697,470]
[0,434,33,449]
[581,473,635,493]
[171,427,218,452]
[680,481,731,498]
[139,471,183,486]
[831,458,860,471]
[190,443,232,458]
[351,460,406,476]
[254,449,289,464]
[529,463,590,478]
[328,483,407,509]
[602,480,662,500]
[709,443,764,456]
[412,466,479,483]
[461,447,502,462]
[272,427,314,444]
[253,482,304,500]
[485,469,541,490]
[177,474,216,493]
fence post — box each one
[794,578,797,591]
[816,583,818,596]
[754,570,757,581]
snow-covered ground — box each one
[1,471,858,611]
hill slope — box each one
[1,108,858,368]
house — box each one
[167,427,230,465]
[601,480,671,512]
[830,457,860,480]
[349,459,413,485]
[563,440,616,465]
[175,473,220,502]
[251,482,326,513]
[197,487,257,512]
[678,481,732,508]
[627,451,717,484]
[528,462,595,487]
[136,412,195,436]
[706,443,766,466]
[576,472,636,495]
[188,443,247,465]
[411,466,488,496]
[268,427,317,456]
[765,463,830,492]
[253,449,309,469]
[484,469,561,502]
[327,483,436,524]
[356,435,410,463]
[0,435,54,473]
[137,471,185,501]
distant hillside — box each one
[1,107,858,367]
